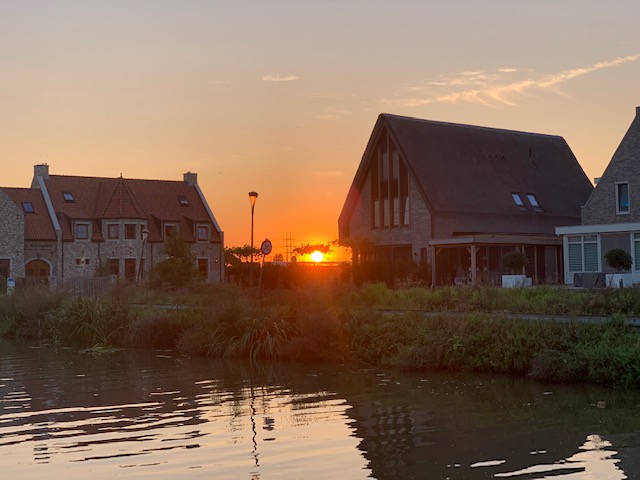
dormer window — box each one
[177,195,189,206]
[75,222,89,240]
[164,224,176,238]
[22,202,34,213]
[63,192,74,202]
[511,193,524,206]
[616,182,629,214]
[196,225,209,242]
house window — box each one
[107,224,119,240]
[125,224,137,240]
[0,259,10,278]
[634,234,640,271]
[511,193,524,206]
[177,195,189,206]
[124,259,136,281]
[164,224,176,238]
[616,182,629,214]
[63,192,74,202]
[75,223,90,240]
[75,258,90,265]
[108,259,119,276]
[568,235,598,272]
[197,258,209,279]
[196,225,209,242]
[22,202,34,213]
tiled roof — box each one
[2,188,57,241]
[42,174,220,242]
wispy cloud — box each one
[385,54,640,107]
[316,106,355,120]
[262,74,299,82]
[313,171,343,178]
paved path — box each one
[378,309,640,327]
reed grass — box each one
[3,282,640,387]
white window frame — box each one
[567,235,599,272]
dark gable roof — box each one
[341,113,593,236]
[44,174,218,242]
[2,187,57,241]
[384,114,592,216]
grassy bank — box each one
[2,283,640,388]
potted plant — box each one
[501,250,531,288]
[604,248,632,288]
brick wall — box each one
[582,109,640,225]
[346,169,433,264]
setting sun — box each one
[310,250,325,263]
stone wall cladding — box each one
[0,190,25,277]
[582,111,640,225]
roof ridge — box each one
[49,174,185,183]
[380,113,564,140]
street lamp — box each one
[137,227,149,286]
[248,191,258,286]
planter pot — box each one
[502,275,532,288]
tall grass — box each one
[4,282,640,387]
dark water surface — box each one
[1,339,639,479]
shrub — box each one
[502,250,528,274]
[604,248,633,272]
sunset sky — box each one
[1,1,639,259]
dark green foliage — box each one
[604,248,633,272]
[149,233,203,291]
[502,250,528,273]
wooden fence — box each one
[54,276,116,298]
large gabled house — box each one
[339,114,594,285]
[556,106,640,286]
[0,164,224,284]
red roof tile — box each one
[2,188,57,241]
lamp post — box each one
[137,227,149,286]
[248,191,258,286]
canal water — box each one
[1,339,639,479]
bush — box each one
[502,250,528,274]
[604,248,633,272]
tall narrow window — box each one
[634,234,640,271]
[125,224,137,239]
[617,182,630,214]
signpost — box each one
[258,239,272,288]
[7,277,15,296]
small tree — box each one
[149,233,202,291]
[502,250,528,274]
[604,248,632,272]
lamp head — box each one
[248,191,258,207]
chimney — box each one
[34,164,49,180]
[184,171,198,186]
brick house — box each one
[0,165,224,284]
[339,114,593,285]
[556,106,640,286]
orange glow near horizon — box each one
[1,2,639,251]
